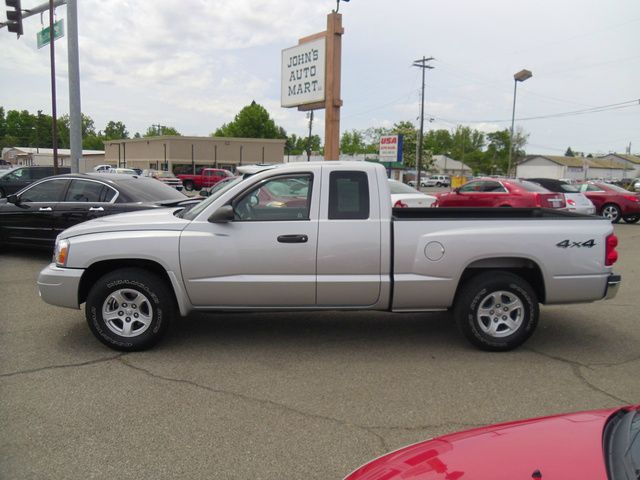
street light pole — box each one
[508,69,532,177]
[412,56,434,189]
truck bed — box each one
[392,207,596,220]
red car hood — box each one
[345,407,628,480]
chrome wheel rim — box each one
[476,290,524,338]
[102,288,153,338]
[602,205,619,221]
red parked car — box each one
[578,181,640,223]
[176,168,233,191]
[344,405,640,480]
[434,178,566,209]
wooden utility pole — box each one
[297,12,343,160]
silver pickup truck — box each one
[37,162,621,352]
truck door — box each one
[180,171,319,307]
[315,168,381,306]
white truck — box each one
[37,162,621,352]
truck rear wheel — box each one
[183,180,195,191]
[454,272,538,351]
[85,268,175,351]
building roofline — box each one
[104,136,286,146]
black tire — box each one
[436,182,442,187]
[85,268,175,351]
[601,203,621,223]
[623,215,640,224]
[183,180,195,191]
[454,272,539,351]
[0,187,5,198]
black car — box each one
[0,166,71,197]
[0,173,196,248]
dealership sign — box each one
[379,134,404,163]
[281,38,326,108]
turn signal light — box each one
[605,234,618,266]
[623,195,639,203]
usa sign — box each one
[379,134,404,163]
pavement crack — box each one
[526,348,630,404]
[0,353,125,379]
[118,357,389,451]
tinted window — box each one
[234,174,312,221]
[459,181,482,192]
[604,183,633,193]
[20,179,68,202]
[329,171,369,220]
[581,184,604,192]
[517,180,551,193]
[66,180,116,202]
[5,168,30,180]
[482,181,507,192]
[114,177,186,202]
[32,168,54,179]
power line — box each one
[427,98,640,125]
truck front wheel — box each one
[454,272,539,351]
[85,268,175,351]
[183,180,195,191]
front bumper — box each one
[605,274,622,300]
[37,263,84,309]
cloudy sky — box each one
[1,0,639,155]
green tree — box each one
[144,125,180,137]
[57,113,97,149]
[340,129,367,155]
[565,146,575,157]
[213,101,286,139]
[424,129,454,155]
[104,121,129,140]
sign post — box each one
[281,12,343,161]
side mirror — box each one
[7,194,19,204]
[454,187,461,194]
[208,205,234,223]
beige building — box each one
[103,136,286,173]
[1,147,105,170]
[515,155,632,181]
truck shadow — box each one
[164,310,463,351]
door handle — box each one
[39,207,52,211]
[277,234,308,243]
[89,206,104,211]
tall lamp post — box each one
[508,69,532,177]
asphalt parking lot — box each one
[1,223,639,480]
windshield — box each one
[604,183,634,193]
[389,180,420,194]
[180,176,245,220]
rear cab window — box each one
[328,171,370,219]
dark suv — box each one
[0,166,71,197]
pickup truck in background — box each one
[38,162,621,352]
[176,168,233,191]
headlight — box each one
[54,239,70,267]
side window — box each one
[19,179,68,202]
[65,180,115,202]
[459,181,481,193]
[234,174,313,221]
[328,171,369,220]
[7,168,29,180]
[482,181,506,193]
